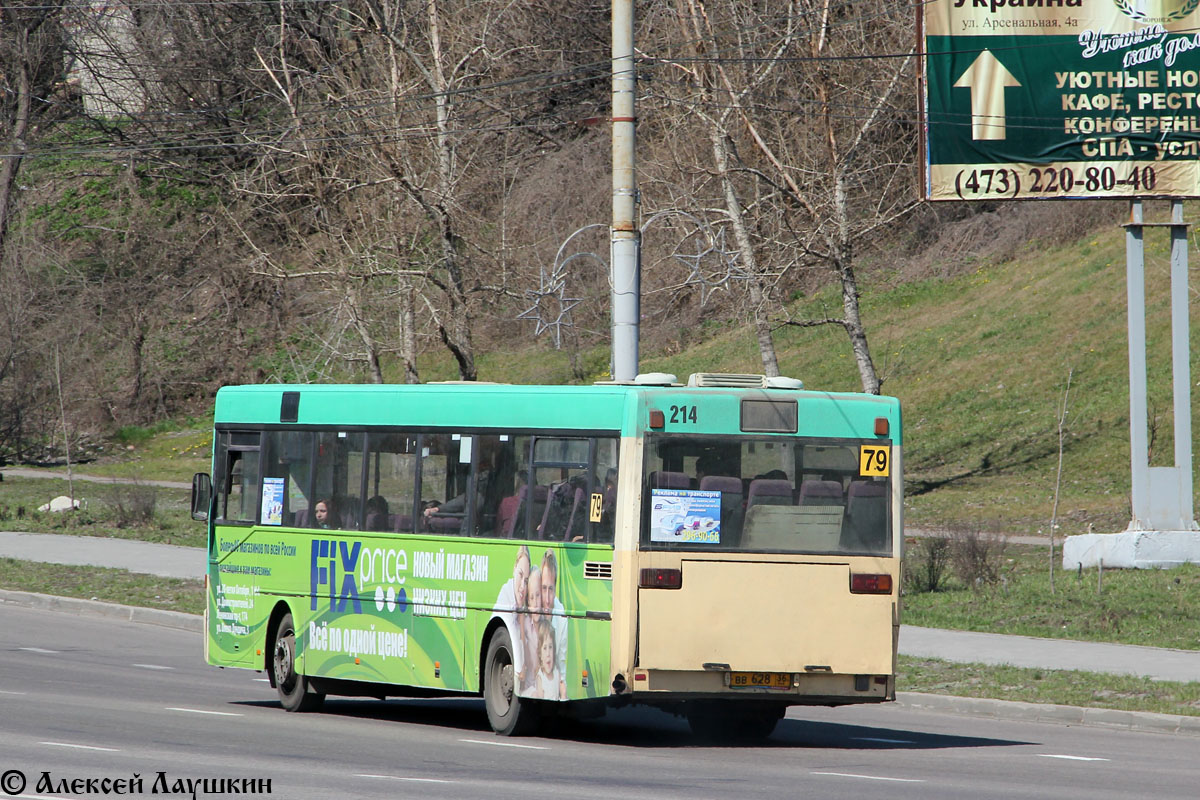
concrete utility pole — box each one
[610,0,640,381]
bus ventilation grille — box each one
[687,372,767,388]
[584,562,613,580]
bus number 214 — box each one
[670,405,698,424]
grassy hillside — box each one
[48,206,1191,538]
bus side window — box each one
[590,437,619,544]
[472,435,518,537]
[219,446,260,523]
[419,434,470,534]
[312,431,365,531]
[365,433,418,533]
[263,431,314,527]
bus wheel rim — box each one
[275,634,294,689]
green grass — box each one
[10,428,211,484]
[0,477,205,548]
[0,558,203,615]
[898,656,1200,717]
[903,541,1200,650]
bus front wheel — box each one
[272,612,325,713]
[483,626,539,736]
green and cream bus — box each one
[192,373,901,738]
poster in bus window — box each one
[650,489,721,544]
[261,477,285,526]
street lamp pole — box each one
[610,0,640,381]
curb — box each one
[896,691,1200,738]
[0,588,202,633]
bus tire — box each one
[272,612,325,713]
[483,626,539,736]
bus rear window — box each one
[642,435,891,555]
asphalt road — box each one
[2,605,1198,800]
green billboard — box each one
[923,0,1200,200]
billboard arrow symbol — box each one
[953,49,1021,141]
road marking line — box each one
[853,737,916,744]
[459,738,548,750]
[165,707,243,717]
[1037,754,1109,762]
[19,647,59,654]
[0,689,27,695]
[812,772,924,783]
[355,774,455,784]
[252,678,271,683]
[39,741,120,752]
[133,664,174,670]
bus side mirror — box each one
[191,473,212,521]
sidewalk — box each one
[0,531,201,580]
[0,467,191,490]
[4,531,1199,683]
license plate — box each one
[728,672,792,689]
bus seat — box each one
[540,480,581,540]
[699,474,742,495]
[511,484,549,539]
[291,508,309,527]
[650,470,692,490]
[426,515,462,533]
[561,486,587,541]
[497,494,521,537]
[842,480,887,551]
[798,479,843,506]
[746,478,794,509]
[391,513,414,533]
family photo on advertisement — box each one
[494,546,568,699]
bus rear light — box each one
[649,409,665,429]
[875,417,889,436]
[640,567,682,589]
[850,573,893,594]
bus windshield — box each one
[641,434,891,556]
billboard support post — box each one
[919,0,1200,566]
[1066,198,1199,568]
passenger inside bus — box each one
[424,439,500,533]
[365,495,390,531]
[313,498,339,529]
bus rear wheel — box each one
[483,626,539,736]
[272,612,325,713]
[687,702,783,742]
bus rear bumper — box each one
[623,669,893,704]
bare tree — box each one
[0,3,66,256]
[775,0,917,393]
[640,0,916,392]
[643,0,798,376]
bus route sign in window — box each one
[649,489,722,544]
